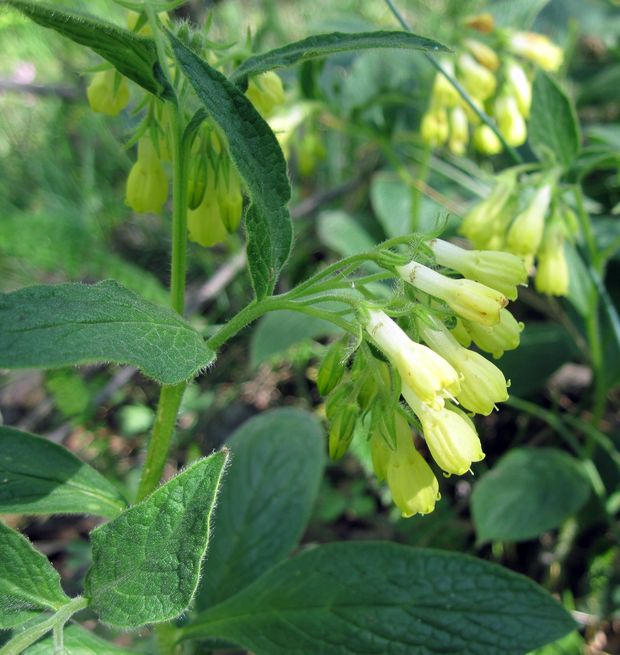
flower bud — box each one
[457,53,497,101]
[448,106,469,155]
[187,156,208,210]
[535,226,569,296]
[219,167,243,233]
[402,385,484,475]
[125,137,168,213]
[464,13,495,33]
[463,309,524,359]
[365,310,461,409]
[506,184,552,255]
[397,262,508,326]
[421,109,449,148]
[509,32,563,71]
[506,61,532,118]
[418,321,509,415]
[472,124,502,154]
[370,427,392,482]
[464,39,500,70]
[317,339,347,396]
[246,72,285,117]
[495,94,527,147]
[187,164,228,247]
[329,402,359,460]
[430,239,527,301]
[87,70,130,116]
[431,60,461,107]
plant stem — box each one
[383,0,523,165]
[411,143,431,231]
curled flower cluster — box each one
[420,14,563,155]
[460,170,578,296]
[319,240,527,518]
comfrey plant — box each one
[0,1,577,654]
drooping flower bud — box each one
[418,321,509,415]
[506,183,552,256]
[464,13,495,33]
[317,339,348,396]
[397,262,508,326]
[430,239,527,301]
[246,72,285,117]
[87,70,130,116]
[329,402,359,460]
[448,106,469,155]
[463,308,524,359]
[187,163,228,247]
[495,94,527,147]
[125,137,168,214]
[430,60,461,107]
[187,156,208,210]
[402,385,484,475]
[457,53,497,101]
[464,38,500,71]
[535,224,569,296]
[421,109,449,148]
[219,166,243,233]
[472,124,502,154]
[505,60,532,118]
[509,32,563,71]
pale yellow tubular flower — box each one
[495,95,527,147]
[448,106,469,155]
[87,70,129,116]
[418,320,509,415]
[450,318,472,348]
[385,414,440,517]
[463,308,524,359]
[431,59,461,107]
[187,166,228,247]
[506,184,552,256]
[430,239,527,301]
[370,429,392,482]
[457,52,497,101]
[421,108,449,148]
[535,226,569,296]
[464,38,500,71]
[509,32,563,72]
[365,309,460,410]
[506,61,532,118]
[472,124,502,155]
[125,137,168,214]
[402,384,484,476]
[246,71,285,117]
[396,262,508,326]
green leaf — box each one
[24,624,138,654]
[183,542,575,654]
[250,311,341,366]
[529,71,580,168]
[317,210,375,257]
[0,521,70,625]
[230,31,449,82]
[565,244,595,316]
[471,448,591,543]
[196,409,325,609]
[85,451,228,629]
[169,33,292,299]
[0,610,39,631]
[0,281,215,385]
[0,426,127,519]
[2,0,172,98]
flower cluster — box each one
[460,169,578,296]
[319,240,527,518]
[420,14,563,155]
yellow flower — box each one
[535,226,569,296]
[472,124,502,155]
[457,53,497,101]
[397,261,508,326]
[187,163,228,247]
[430,59,461,107]
[365,310,460,410]
[463,309,524,359]
[450,318,472,348]
[464,39,500,71]
[402,385,484,475]
[509,32,563,71]
[418,321,509,415]
[495,95,527,147]
[86,70,129,116]
[246,72,285,117]
[421,109,449,148]
[448,106,469,155]
[125,137,168,214]
[506,184,552,256]
[506,61,532,118]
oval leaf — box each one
[231,31,450,81]
[85,451,228,629]
[2,0,172,98]
[0,521,70,624]
[0,426,127,519]
[196,409,325,609]
[169,33,292,299]
[183,542,575,655]
[0,281,215,385]
[471,448,591,543]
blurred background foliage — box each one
[1,0,620,653]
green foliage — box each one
[0,521,70,627]
[471,448,591,543]
[196,409,325,608]
[24,623,138,654]
[170,33,292,299]
[317,210,376,256]
[0,281,215,385]
[1,0,172,98]
[184,543,575,654]
[85,451,228,628]
[0,426,127,519]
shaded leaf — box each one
[317,210,375,257]
[25,623,138,654]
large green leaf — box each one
[250,311,341,366]
[0,521,70,627]
[196,409,325,609]
[230,31,449,82]
[1,0,171,98]
[317,210,375,257]
[24,624,138,654]
[0,281,214,385]
[0,426,127,519]
[471,448,591,543]
[529,71,580,168]
[169,33,292,299]
[183,542,575,655]
[85,451,228,629]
